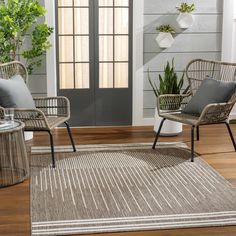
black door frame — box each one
[55,0,133,126]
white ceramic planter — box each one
[24,131,33,141]
[154,108,182,136]
[156,32,174,48]
[176,13,194,29]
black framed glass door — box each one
[56,0,132,126]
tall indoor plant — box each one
[148,59,188,136]
[0,0,53,74]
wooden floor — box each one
[1,125,236,236]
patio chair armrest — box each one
[157,93,192,115]
[13,108,50,130]
[198,102,235,124]
[33,96,70,117]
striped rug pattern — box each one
[30,143,236,236]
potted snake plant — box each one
[156,24,175,48]
[148,59,189,136]
[176,2,195,29]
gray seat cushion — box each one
[183,78,236,116]
[0,75,35,108]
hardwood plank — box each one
[0,125,236,236]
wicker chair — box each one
[152,59,236,161]
[0,61,76,168]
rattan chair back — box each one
[0,61,28,83]
[186,59,236,103]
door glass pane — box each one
[115,63,128,88]
[99,36,113,61]
[74,8,89,34]
[99,0,113,6]
[115,8,129,34]
[75,63,90,88]
[115,36,128,61]
[99,63,113,88]
[74,0,89,6]
[115,0,129,6]
[75,36,89,62]
[99,8,113,34]
[60,64,74,89]
[59,36,74,62]
[58,0,73,6]
[58,1,130,91]
[58,8,73,34]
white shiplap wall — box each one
[26,0,47,97]
[143,0,223,118]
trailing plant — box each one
[0,0,53,74]
[176,2,195,13]
[156,25,175,34]
[148,59,189,97]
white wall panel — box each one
[144,15,222,34]
[144,33,221,53]
[144,0,223,14]
[26,0,47,97]
[144,52,221,71]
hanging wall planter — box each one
[156,25,175,49]
[176,13,194,29]
[156,32,174,48]
[176,2,195,29]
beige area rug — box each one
[30,143,236,236]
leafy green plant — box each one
[148,59,188,97]
[176,2,195,13]
[0,0,53,74]
[148,59,189,110]
[156,25,175,34]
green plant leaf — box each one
[176,2,195,13]
[147,58,190,97]
[156,24,175,34]
[0,0,53,74]
[177,72,184,92]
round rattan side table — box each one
[0,121,29,187]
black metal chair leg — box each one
[64,122,76,152]
[47,130,55,168]
[152,118,166,149]
[191,126,195,162]
[225,122,236,151]
[196,126,200,141]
